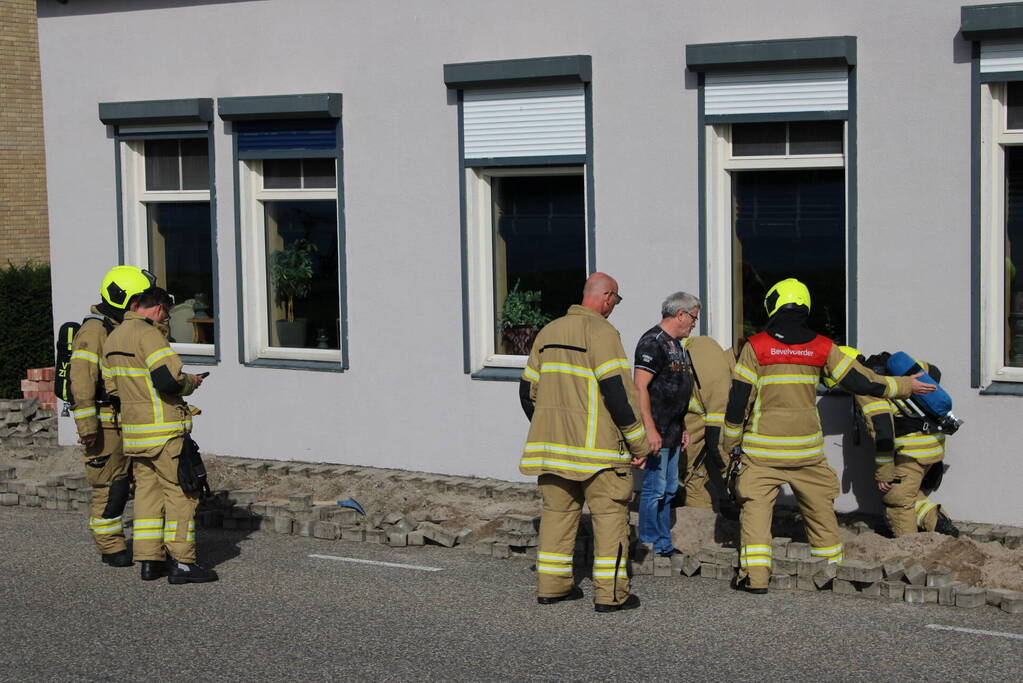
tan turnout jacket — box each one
[520,305,652,481]
[103,312,197,457]
[723,337,913,468]
[69,306,119,437]
[683,336,734,459]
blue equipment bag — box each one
[886,351,964,434]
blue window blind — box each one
[236,119,337,152]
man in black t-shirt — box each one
[634,291,700,557]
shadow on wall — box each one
[37,0,261,18]
[818,394,884,516]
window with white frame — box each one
[980,81,1023,382]
[238,154,341,363]
[465,167,587,367]
[706,120,847,347]
[120,135,216,356]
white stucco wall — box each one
[36,0,1022,525]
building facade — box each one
[36,0,1023,525]
[1,0,49,264]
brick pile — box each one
[0,397,57,447]
[20,366,57,412]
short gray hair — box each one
[661,291,701,319]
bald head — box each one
[581,272,621,318]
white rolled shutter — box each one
[981,40,1023,74]
[704,67,848,116]
[463,84,586,159]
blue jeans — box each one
[638,446,680,554]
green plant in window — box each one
[270,239,317,322]
[498,281,550,330]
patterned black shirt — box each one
[634,325,693,448]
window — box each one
[445,56,594,376]
[707,121,847,347]
[121,135,216,356]
[980,81,1023,382]
[466,168,587,365]
[230,115,344,367]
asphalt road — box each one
[1,506,1019,682]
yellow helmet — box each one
[100,266,156,309]
[822,345,862,388]
[764,278,811,318]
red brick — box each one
[22,391,39,399]
[40,367,55,381]
[20,379,36,391]
[39,391,56,403]
[36,380,53,391]
[39,402,56,412]
[27,368,43,380]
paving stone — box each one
[832,578,856,595]
[492,542,511,559]
[858,582,881,599]
[670,553,686,574]
[769,574,795,590]
[681,555,702,577]
[880,581,905,601]
[1003,529,1023,549]
[926,570,954,588]
[853,562,883,584]
[0,493,17,506]
[904,586,939,604]
[786,542,811,560]
[287,493,313,512]
[56,500,71,511]
[773,557,798,576]
[696,544,719,564]
[456,528,475,546]
[883,561,906,582]
[813,563,837,589]
[698,562,719,579]
[904,563,928,586]
[955,588,986,609]
[654,557,674,577]
[23,495,40,507]
[474,540,495,555]
[313,521,342,540]
[407,531,425,546]
[986,588,1018,607]
[795,576,817,591]
[340,527,364,542]
[42,499,57,510]
[273,517,294,535]
[1001,595,1023,614]
[796,558,825,577]
[229,489,260,505]
[715,565,734,581]
[714,548,739,567]
[365,529,387,544]
[771,537,791,555]
[418,522,458,548]
[501,514,537,534]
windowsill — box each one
[470,367,523,382]
[980,381,1023,396]
[243,358,345,373]
[179,354,219,366]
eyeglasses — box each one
[681,309,698,323]
[606,291,623,304]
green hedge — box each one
[0,263,54,399]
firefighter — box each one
[680,336,734,513]
[519,272,652,613]
[69,265,155,567]
[103,287,216,584]
[722,278,935,594]
[836,349,959,537]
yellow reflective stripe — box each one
[71,350,99,363]
[623,425,646,442]
[884,376,898,396]
[520,457,615,473]
[73,407,97,419]
[741,558,772,567]
[832,353,854,380]
[827,555,844,565]
[585,377,598,449]
[874,456,894,464]
[895,435,941,446]
[593,557,626,566]
[723,425,742,437]
[103,366,149,376]
[164,521,179,540]
[902,448,944,458]
[861,400,889,415]
[758,374,818,385]
[705,413,724,424]
[594,358,630,378]
[688,397,704,415]
[89,517,122,534]
[145,347,175,368]
[121,420,192,433]
[537,552,573,562]
[744,431,823,445]
[540,363,593,378]
[124,435,179,448]
[524,443,629,459]
[522,366,540,382]
[734,364,757,383]
[537,565,573,574]
[742,446,825,458]
[741,544,772,553]
[811,544,843,556]
[99,413,116,422]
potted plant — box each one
[498,281,551,355]
[269,238,317,348]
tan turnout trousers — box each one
[735,457,843,589]
[84,425,130,555]
[682,415,714,509]
[131,436,199,564]
[536,469,633,606]
[882,458,941,536]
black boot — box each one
[732,576,768,595]
[140,560,167,581]
[101,550,133,567]
[537,585,584,605]
[167,561,218,584]
[594,593,641,613]
[934,510,960,538]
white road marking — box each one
[926,624,1023,641]
[309,554,444,572]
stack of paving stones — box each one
[0,398,57,447]
[20,367,58,413]
[2,452,1022,617]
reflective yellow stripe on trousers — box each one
[536,551,573,575]
[133,518,164,540]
